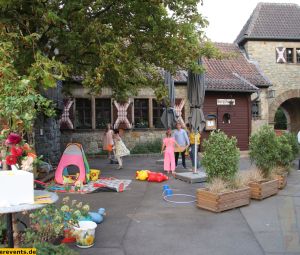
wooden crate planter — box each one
[248,179,279,200]
[274,173,287,189]
[196,187,250,212]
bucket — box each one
[90,169,101,181]
[73,221,97,248]
[164,189,173,196]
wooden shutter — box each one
[276,47,286,63]
[175,98,186,128]
[113,101,132,130]
[59,99,74,130]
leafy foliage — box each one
[0,38,66,133]
[131,139,162,154]
[276,134,293,168]
[202,130,240,183]
[0,0,219,102]
[249,125,279,178]
[282,132,299,160]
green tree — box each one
[1,0,218,105]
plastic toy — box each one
[147,172,168,182]
[90,169,101,181]
[88,208,106,224]
[162,185,196,204]
[55,143,90,185]
[136,170,149,181]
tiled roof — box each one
[174,43,271,92]
[235,2,300,45]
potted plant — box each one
[271,132,298,189]
[60,196,91,244]
[24,205,65,246]
[197,130,250,212]
[249,125,279,199]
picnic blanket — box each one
[46,177,132,194]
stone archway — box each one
[269,89,300,132]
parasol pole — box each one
[194,129,197,174]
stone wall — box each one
[34,115,61,164]
[245,41,300,132]
[61,129,166,154]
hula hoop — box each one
[162,191,196,204]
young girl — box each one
[102,124,114,163]
[113,129,130,169]
[161,129,180,175]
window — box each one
[152,99,164,128]
[296,48,300,63]
[222,113,231,124]
[75,98,92,129]
[95,99,111,129]
[134,99,149,128]
[252,100,260,119]
[286,48,294,63]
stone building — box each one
[59,43,270,152]
[235,2,300,132]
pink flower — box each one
[5,133,21,145]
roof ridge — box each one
[257,2,299,6]
[245,3,263,38]
[232,73,259,91]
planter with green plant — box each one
[271,132,298,189]
[197,130,250,212]
[249,125,279,199]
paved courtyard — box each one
[65,155,300,255]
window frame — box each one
[286,48,294,63]
[95,98,112,129]
[296,48,300,64]
[134,98,149,129]
[75,98,92,129]
[251,100,261,120]
[152,99,164,129]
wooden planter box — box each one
[248,179,279,200]
[274,173,287,189]
[196,187,250,212]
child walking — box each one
[113,129,130,169]
[161,129,180,175]
[102,124,114,163]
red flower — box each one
[6,155,17,165]
[5,133,21,145]
[11,146,23,157]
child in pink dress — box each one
[161,129,180,175]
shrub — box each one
[202,130,240,183]
[131,139,162,154]
[249,125,279,178]
[276,134,293,168]
[282,132,299,160]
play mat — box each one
[39,177,132,194]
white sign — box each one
[217,99,235,106]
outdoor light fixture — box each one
[268,89,276,98]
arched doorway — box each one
[269,90,300,132]
[274,107,289,130]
